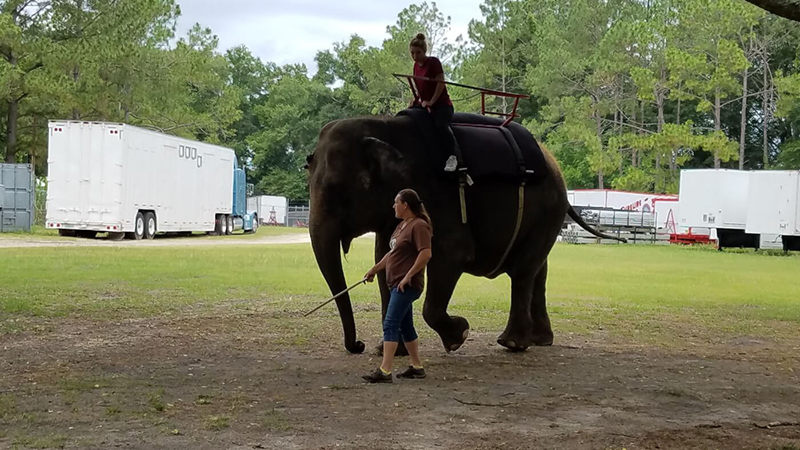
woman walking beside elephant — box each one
[362,189,433,383]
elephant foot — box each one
[497,329,534,352]
[438,316,470,353]
[532,331,554,347]
[346,340,366,354]
[374,340,409,357]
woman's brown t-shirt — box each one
[385,218,432,291]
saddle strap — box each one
[459,180,467,224]
[497,126,527,178]
[488,182,526,277]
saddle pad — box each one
[397,108,548,184]
[452,113,549,183]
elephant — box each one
[305,111,621,354]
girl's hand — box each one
[365,267,378,282]
[398,276,411,292]
[421,100,431,108]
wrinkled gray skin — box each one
[306,115,574,354]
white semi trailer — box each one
[247,195,288,225]
[678,169,761,250]
[46,121,256,240]
[745,170,800,252]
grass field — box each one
[2,239,800,449]
[2,224,308,239]
[2,239,799,348]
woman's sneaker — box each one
[397,366,426,379]
[444,155,458,172]
[362,367,393,383]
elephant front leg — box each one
[422,260,469,352]
[375,273,409,356]
[374,233,408,356]
[497,269,537,352]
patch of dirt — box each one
[1,312,799,450]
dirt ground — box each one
[2,307,799,450]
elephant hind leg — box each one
[497,267,538,351]
[530,261,554,346]
[498,214,561,351]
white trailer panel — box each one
[46,121,234,234]
[247,195,287,225]
[678,169,750,230]
[745,170,800,236]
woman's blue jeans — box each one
[383,287,422,343]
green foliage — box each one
[777,140,800,169]
[611,167,654,192]
[256,168,308,202]
[2,0,800,197]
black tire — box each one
[247,217,258,234]
[58,229,78,237]
[212,214,222,236]
[134,211,146,240]
[226,216,234,235]
[144,212,156,240]
[108,232,125,241]
[220,214,228,236]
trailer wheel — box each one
[220,214,228,235]
[58,229,78,237]
[134,212,146,240]
[226,215,234,235]
[144,212,156,240]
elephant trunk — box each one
[309,213,365,354]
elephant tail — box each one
[566,205,628,244]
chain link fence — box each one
[286,205,310,227]
[34,187,47,226]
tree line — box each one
[2,0,800,200]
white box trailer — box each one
[247,195,288,225]
[678,169,762,250]
[46,121,246,239]
[745,170,800,252]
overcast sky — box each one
[174,0,484,75]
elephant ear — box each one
[360,137,406,187]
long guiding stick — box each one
[303,278,367,317]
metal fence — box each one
[0,164,34,232]
[286,205,310,227]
